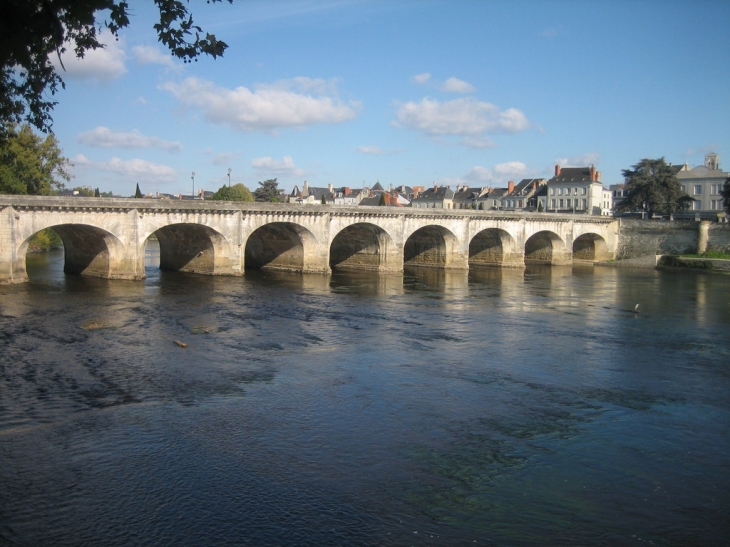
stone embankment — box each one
[603,218,730,270]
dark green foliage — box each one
[722,176,730,214]
[616,158,691,218]
[378,193,386,206]
[134,183,143,198]
[0,0,234,135]
[28,228,62,251]
[321,194,327,204]
[253,179,280,202]
[0,124,70,194]
[537,201,543,212]
[94,187,100,197]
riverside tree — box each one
[253,179,281,202]
[0,0,233,136]
[722,176,730,214]
[208,183,253,202]
[0,124,71,194]
[616,157,693,218]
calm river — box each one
[1,244,729,546]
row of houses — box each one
[287,153,727,218]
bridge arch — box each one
[20,223,127,280]
[244,222,318,272]
[330,222,394,271]
[469,228,521,268]
[404,225,463,269]
[573,233,611,262]
[144,223,233,275]
[524,230,569,265]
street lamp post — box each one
[227,168,231,194]
[191,171,195,199]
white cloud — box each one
[355,145,402,155]
[212,152,238,166]
[356,145,385,155]
[53,32,127,82]
[132,45,179,69]
[412,72,432,85]
[459,136,497,149]
[440,77,475,94]
[251,156,305,178]
[554,152,600,167]
[393,97,530,138]
[435,162,535,188]
[76,126,182,153]
[161,77,359,132]
[71,154,176,183]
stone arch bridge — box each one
[1,196,619,283]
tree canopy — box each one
[0,0,233,135]
[616,158,692,218]
[722,176,730,215]
[208,183,253,202]
[253,179,281,202]
[0,124,71,194]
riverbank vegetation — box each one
[27,228,61,252]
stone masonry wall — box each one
[617,218,730,259]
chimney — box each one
[344,187,351,195]
[555,165,561,177]
[328,183,334,193]
[596,171,601,182]
[590,165,596,181]
[508,180,515,193]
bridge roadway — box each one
[0,195,619,283]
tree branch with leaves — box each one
[0,0,233,136]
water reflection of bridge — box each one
[1,196,618,283]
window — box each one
[581,188,587,195]
[711,184,720,195]
[582,199,587,209]
[694,185,702,195]
[557,188,562,195]
[550,188,555,195]
[692,200,700,211]
[573,188,578,195]
[518,200,523,208]
[711,200,717,210]
[551,199,556,208]
[681,185,686,193]
[559,199,564,208]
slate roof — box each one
[411,186,455,202]
[551,167,595,183]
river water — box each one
[1,245,729,546]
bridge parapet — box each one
[1,195,619,283]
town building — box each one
[675,153,728,220]
[410,185,455,209]
[541,165,612,216]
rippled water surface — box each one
[1,247,729,546]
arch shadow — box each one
[21,224,125,279]
[469,228,519,267]
[573,233,611,262]
[150,223,228,275]
[524,231,566,264]
[245,222,316,272]
[330,223,393,271]
[404,225,459,268]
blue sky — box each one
[49,0,730,197]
